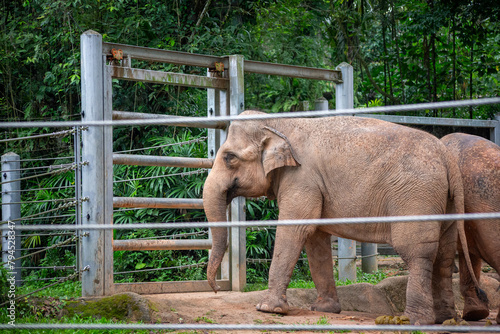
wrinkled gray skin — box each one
[442,133,500,324]
[203,110,472,325]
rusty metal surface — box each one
[112,111,228,129]
[111,280,231,294]
[113,197,204,209]
[103,42,342,82]
[103,42,226,68]
[244,60,342,82]
[112,239,211,251]
[113,154,213,168]
[110,66,229,89]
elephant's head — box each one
[203,110,300,292]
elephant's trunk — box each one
[203,172,229,293]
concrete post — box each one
[2,152,22,286]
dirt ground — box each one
[142,258,499,334]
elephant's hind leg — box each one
[305,229,341,313]
[393,223,441,325]
[432,222,457,323]
[460,251,489,321]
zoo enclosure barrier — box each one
[78,29,359,297]
[1,128,85,287]
[1,96,500,332]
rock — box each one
[338,283,394,315]
[62,292,156,322]
[376,276,408,313]
[284,284,395,315]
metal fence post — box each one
[80,30,113,296]
[207,67,230,282]
[228,55,246,291]
[2,152,22,286]
[335,62,357,282]
[491,114,500,145]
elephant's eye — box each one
[224,152,237,167]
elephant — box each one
[203,110,480,325]
[441,132,500,324]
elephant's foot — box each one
[404,309,435,325]
[311,297,341,313]
[256,294,289,314]
[496,308,499,324]
[462,297,489,321]
[433,301,456,324]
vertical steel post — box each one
[80,30,113,296]
[335,62,357,282]
[361,242,378,274]
[2,152,22,286]
[491,114,500,145]
[207,67,230,281]
[228,55,246,291]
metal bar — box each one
[109,66,229,89]
[2,98,500,129]
[4,211,500,231]
[360,114,498,128]
[112,279,231,294]
[2,152,22,286]
[80,30,108,297]
[112,239,211,251]
[112,197,204,209]
[335,62,357,283]
[103,42,226,68]
[229,55,246,292]
[244,60,342,82]
[112,111,227,129]
[103,43,341,82]
[113,154,213,168]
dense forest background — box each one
[0,0,499,285]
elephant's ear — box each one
[262,126,301,176]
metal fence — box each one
[1,29,500,332]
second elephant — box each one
[442,132,500,324]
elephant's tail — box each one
[445,146,488,303]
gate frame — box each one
[79,30,345,297]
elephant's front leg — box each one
[256,225,313,314]
[305,229,341,313]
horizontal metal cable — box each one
[15,265,76,270]
[0,197,76,206]
[2,244,76,252]
[0,97,498,128]
[114,136,208,154]
[0,198,86,224]
[0,233,84,265]
[0,323,498,332]
[19,213,75,222]
[5,156,74,163]
[2,211,499,231]
[113,169,207,184]
[114,261,207,275]
[4,185,75,193]
[20,232,75,238]
[0,162,87,185]
[0,128,75,143]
